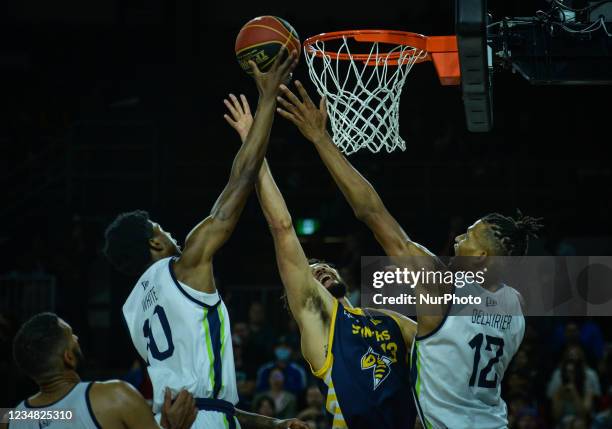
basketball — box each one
[235,16,300,75]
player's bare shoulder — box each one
[89,379,139,406]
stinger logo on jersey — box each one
[360,346,393,390]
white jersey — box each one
[11,382,100,428]
[123,257,239,428]
[411,282,525,429]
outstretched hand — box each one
[224,93,253,143]
[249,47,298,99]
[277,80,328,144]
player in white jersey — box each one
[3,312,196,429]
[412,279,526,428]
[275,82,543,429]
[104,49,307,429]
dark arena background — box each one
[1,1,612,428]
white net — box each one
[304,36,427,155]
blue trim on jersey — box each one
[207,308,223,398]
[86,382,103,429]
[169,258,218,309]
[24,383,79,408]
[195,398,235,414]
[414,283,456,341]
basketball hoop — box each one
[303,30,460,155]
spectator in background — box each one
[550,355,595,427]
[297,385,324,422]
[591,409,612,429]
[252,395,276,418]
[507,348,540,395]
[233,322,251,354]
[256,336,307,396]
[507,393,530,428]
[253,368,297,420]
[597,346,612,404]
[233,334,256,408]
[514,407,540,429]
[248,302,276,366]
[505,369,531,400]
[552,319,605,366]
[564,416,588,429]
[285,317,302,361]
[547,345,602,400]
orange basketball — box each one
[235,16,300,75]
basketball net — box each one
[304,36,427,155]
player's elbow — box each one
[353,199,384,223]
[354,207,375,223]
[230,162,259,189]
[268,215,293,233]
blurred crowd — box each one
[1,221,611,429]
[108,303,612,429]
[2,290,612,428]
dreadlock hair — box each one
[103,210,153,276]
[13,313,67,381]
[481,209,544,256]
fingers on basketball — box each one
[247,60,262,77]
[235,16,300,76]
[277,47,298,75]
[272,46,288,71]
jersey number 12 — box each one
[468,334,504,388]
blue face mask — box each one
[275,347,291,361]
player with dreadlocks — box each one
[275,81,544,429]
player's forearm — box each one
[235,409,281,429]
[210,97,276,222]
[256,159,292,230]
[312,133,383,220]
[257,164,316,302]
[229,96,276,184]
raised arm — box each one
[224,93,334,372]
[256,158,334,370]
[277,82,448,336]
[174,50,297,290]
[276,81,436,261]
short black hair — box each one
[103,210,153,275]
[13,313,67,380]
[482,210,544,256]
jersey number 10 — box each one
[143,305,175,361]
[468,334,504,388]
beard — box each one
[73,346,85,371]
[327,281,347,298]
